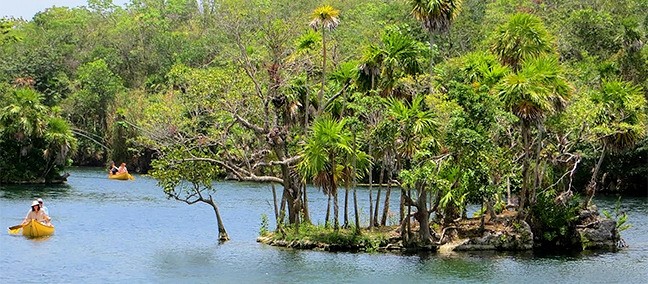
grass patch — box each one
[268,224,389,252]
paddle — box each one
[8,224,23,234]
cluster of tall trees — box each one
[1,0,646,243]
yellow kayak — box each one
[108,172,135,180]
[22,219,55,237]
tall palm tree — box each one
[292,30,321,133]
[496,55,570,212]
[489,13,553,71]
[310,5,340,115]
[298,117,353,230]
[586,80,647,207]
[408,0,463,92]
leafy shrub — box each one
[530,190,580,246]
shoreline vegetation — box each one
[258,208,621,253]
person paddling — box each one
[109,161,119,175]
[22,200,51,226]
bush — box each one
[530,190,580,247]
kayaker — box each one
[22,200,51,226]
[117,163,128,174]
[37,198,49,215]
[109,161,119,175]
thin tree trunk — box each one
[532,122,545,204]
[368,144,374,229]
[381,168,393,226]
[352,134,360,234]
[343,184,349,228]
[374,165,384,227]
[325,193,332,228]
[318,28,326,115]
[353,186,360,232]
[334,189,340,230]
[302,182,311,224]
[506,176,512,207]
[428,30,435,94]
[278,188,288,230]
[271,182,279,224]
[518,121,531,217]
[207,197,229,242]
[407,188,412,240]
[305,76,310,134]
[585,143,607,208]
[293,182,301,232]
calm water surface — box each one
[1,168,647,283]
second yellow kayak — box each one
[108,172,134,180]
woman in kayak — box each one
[22,200,51,226]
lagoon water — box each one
[1,168,647,283]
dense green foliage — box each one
[1,0,647,245]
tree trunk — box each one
[343,185,349,228]
[374,165,384,227]
[368,144,374,229]
[274,143,301,225]
[305,76,310,134]
[325,193,332,228]
[302,182,311,224]
[416,188,431,245]
[292,181,302,232]
[406,188,412,240]
[532,122,545,205]
[271,182,279,224]
[318,28,326,115]
[585,143,607,208]
[428,30,435,94]
[207,197,229,242]
[352,135,360,234]
[381,168,393,226]
[518,121,531,217]
[333,189,340,230]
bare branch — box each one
[323,81,350,110]
[179,157,285,185]
[253,155,301,168]
[233,114,266,134]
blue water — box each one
[1,168,647,283]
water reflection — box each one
[0,184,71,199]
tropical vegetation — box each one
[1,0,646,247]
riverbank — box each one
[258,209,622,253]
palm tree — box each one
[586,80,647,207]
[0,88,48,141]
[496,55,570,212]
[360,27,425,97]
[298,117,353,230]
[292,30,321,133]
[385,95,437,232]
[310,5,340,115]
[408,0,463,92]
[489,13,553,71]
[43,117,77,177]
